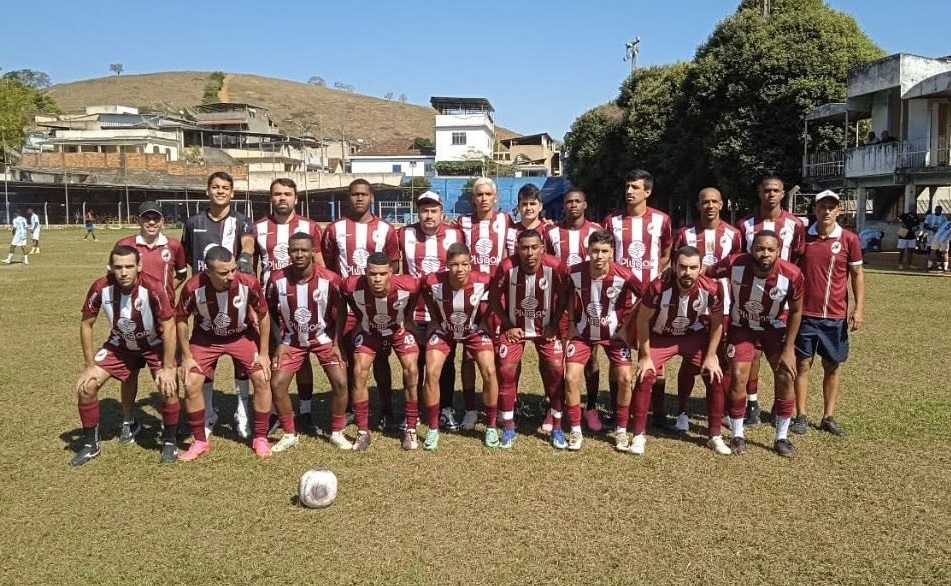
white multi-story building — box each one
[349,139,435,177]
[431,97,495,163]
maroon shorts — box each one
[427,329,494,356]
[497,336,564,364]
[275,342,343,371]
[353,328,419,358]
[565,337,632,366]
[725,327,786,363]
[647,333,707,371]
[189,335,263,380]
[93,346,164,382]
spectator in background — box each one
[880,130,898,143]
[896,210,920,269]
[925,206,948,270]
[863,131,879,146]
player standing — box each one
[420,242,499,450]
[710,230,805,456]
[27,207,41,254]
[488,229,569,448]
[266,232,352,451]
[3,209,29,265]
[176,246,272,460]
[70,245,179,465]
[791,191,865,436]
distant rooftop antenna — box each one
[624,37,641,75]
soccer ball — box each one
[298,468,338,509]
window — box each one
[451,132,467,146]
[424,163,435,174]
[392,164,402,173]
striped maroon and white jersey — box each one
[492,254,568,338]
[567,263,643,341]
[321,216,399,278]
[342,274,419,336]
[455,211,512,275]
[641,274,723,336]
[603,207,673,284]
[505,221,545,256]
[115,234,188,299]
[675,221,742,267]
[82,274,173,352]
[176,272,267,340]
[737,210,806,263]
[422,271,490,340]
[266,267,341,348]
[544,220,601,268]
[710,254,804,331]
[253,214,322,286]
[399,222,464,321]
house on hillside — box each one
[495,133,562,177]
[803,53,951,240]
[431,96,495,164]
[349,139,435,177]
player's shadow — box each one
[59,397,163,452]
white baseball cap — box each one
[814,190,840,203]
[416,191,442,206]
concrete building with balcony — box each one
[35,105,186,160]
[431,97,495,163]
[494,133,562,176]
[803,53,951,238]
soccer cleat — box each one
[584,408,603,432]
[69,443,101,467]
[540,412,554,434]
[460,410,479,431]
[204,412,219,440]
[179,440,211,462]
[499,428,517,449]
[566,431,584,451]
[744,403,762,428]
[252,437,272,458]
[118,421,142,445]
[484,427,500,448]
[674,412,690,433]
[820,416,845,437]
[790,414,809,435]
[614,432,631,452]
[160,442,179,464]
[707,436,732,456]
[328,431,353,450]
[272,433,300,453]
[352,431,371,452]
[650,412,668,430]
[23,256,28,265]
[631,433,647,455]
[423,429,440,451]
[439,407,460,431]
[378,412,401,431]
[295,413,318,435]
[402,429,419,450]
[551,429,568,449]
[730,437,747,455]
[1,259,10,264]
[774,438,796,457]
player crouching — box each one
[266,232,351,452]
[70,245,179,466]
[628,246,728,455]
[176,246,273,461]
[421,243,499,451]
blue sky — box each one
[2,0,948,139]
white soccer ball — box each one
[298,468,338,509]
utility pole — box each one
[624,37,641,75]
[763,0,771,16]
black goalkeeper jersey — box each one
[181,208,253,273]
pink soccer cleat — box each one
[252,437,272,458]
[179,440,210,462]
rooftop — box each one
[430,96,494,114]
[350,139,435,158]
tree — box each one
[308,76,326,87]
[109,63,124,76]
[563,102,629,210]
[2,69,51,89]
[399,93,408,103]
[0,77,60,153]
[334,81,354,92]
[412,137,433,150]
[401,176,432,201]
[384,91,394,100]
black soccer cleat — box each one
[730,437,747,455]
[744,403,762,428]
[820,416,845,437]
[774,438,796,457]
[160,442,179,464]
[789,414,809,435]
[69,443,102,467]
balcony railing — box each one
[898,137,951,169]
[804,149,844,179]
[845,142,900,177]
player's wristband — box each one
[238,252,253,274]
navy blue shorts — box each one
[794,317,848,363]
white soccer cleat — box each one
[675,412,689,432]
[272,433,300,453]
[630,433,647,455]
[707,435,732,456]
[567,431,584,451]
[329,431,353,450]
[460,410,479,431]
[614,432,631,452]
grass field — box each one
[2,228,950,585]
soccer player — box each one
[505,183,546,254]
[929,218,951,273]
[113,201,188,443]
[253,178,324,432]
[322,179,400,426]
[266,232,352,451]
[710,230,805,457]
[70,245,179,466]
[399,190,464,428]
[628,246,729,455]
[181,171,256,438]
[176,246,272,461]
[672,187,741,430]
[3,209,29,265]
[420,242,499,450]
[603,169,672,426]
[896,209,920,270]
[341,252,420,451]
[791,190,865,436]
[453,177,513,430]
[545,188,603,430]
[27,207,41,254]
[489,228,569,448]
[563,229,643,451]
[736,175,806,427]
[84,210,97,241]
[924,206,947,268]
